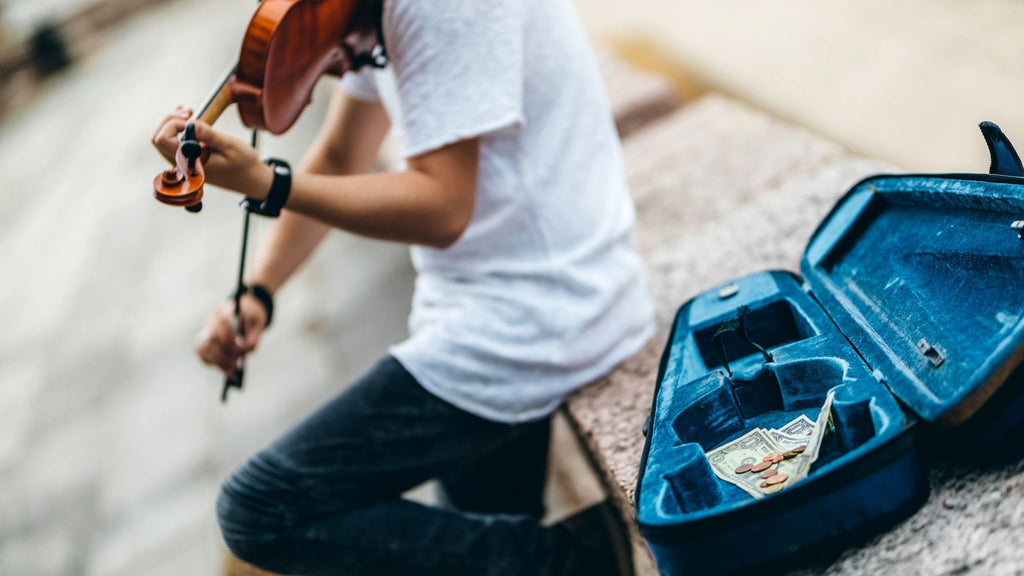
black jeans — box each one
[216,356,567,576]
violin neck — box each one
[196,65,238,125]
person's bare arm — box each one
[153,101,480,252]
[247,90,392,293]
[280,138,479,248]
[156,89,390,375]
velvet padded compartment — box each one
[803,175,1024,424]
[637,271,907,527]
[659,444,726,515]
[637,151,1024,574]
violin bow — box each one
[222,128,262,403]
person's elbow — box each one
[426,192,474,249]
[409,137,480,249]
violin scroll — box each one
[153,122,207,213]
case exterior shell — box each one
[636,126,1024,575]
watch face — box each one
[275,165,289,176]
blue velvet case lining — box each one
[638,174,1024,528]
[639,271,906,525]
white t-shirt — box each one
[340,0,655,423]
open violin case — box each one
[634,122,1024,575]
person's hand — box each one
[151,106,273,198]
[194,294,269,377]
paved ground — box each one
[0,1,418,574]
[0,1,633,574]
[574,0,1024,173]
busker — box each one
[151,0,654,574]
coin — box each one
[770,455,785,464]
[750,461,772,473]
[760,468,779,479]
[763,453,780,462]
[764,473,788,486]
[782,451,799,459]
[734,463,753,474]
[761,484,784,495]
[791,445,807,454]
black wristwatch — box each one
[247,158,291,217]
[234,283,274,327]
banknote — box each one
[780,391,835,486]
[773,414,815,438]
[807,390,835,462]
[706,428,783,499]
[768,428,812,452]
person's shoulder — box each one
[385,0,514,30]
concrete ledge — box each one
[597,47,680,138]
[565,93,894,574]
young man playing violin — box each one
[152,0,653,574]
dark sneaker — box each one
[557,498,635,576]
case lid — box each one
[800,124,1024,424]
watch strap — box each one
[246,158,291,218]
[234,283,274,327]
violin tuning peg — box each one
[185,202,203,213]
[181,139,203,162]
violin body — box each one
[154,0,372,210]
[235,0,359,135]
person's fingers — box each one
[196,338,238,375]
[150,106,192,142]
[192,121,230,150]
[151,107,193,161]
[240,324,262,353]
[152,118,190,163]
[205,304,244,353]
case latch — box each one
[916,338,945,368]
[1012,220,1024,240]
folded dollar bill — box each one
[705,394,836,498]
[706,428,782,499]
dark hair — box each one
[349,0,384,39]
[347,0,387,66]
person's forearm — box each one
[246,210,329,294]
[246,137,479,251]
[284,169,473,248]
[244,92,393,294]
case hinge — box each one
[916,338,946,367]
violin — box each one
[153,0,384,212]
[152,0,384,401]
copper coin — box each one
[759,480,770,488]
[763,453,780,462]
[770,455,785,464]
[734,463,753,474]
[760,468,779,479]
[750,461,772,473]
[765,473,789,486]
[791,445,807,454]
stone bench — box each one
[564,93,894,575]
[568,92,1024,575]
